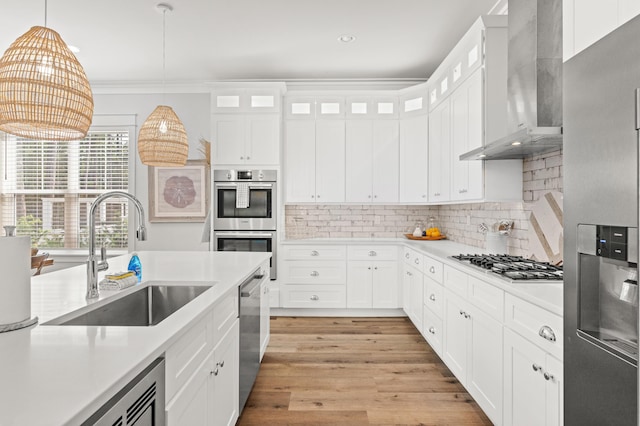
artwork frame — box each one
[148,159,209,222]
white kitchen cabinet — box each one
[450,69,483,201]
[346,96,399,119]
[212,88,281,114]
[260,278,270,360]
[427,99,451,203]
[564,0,640,61]
[347,261,399,309]
[212,114,280,165]
[210,321,240,426]
[441,265,504,426]
[402,263,423,329]
[399,114,429,202]
[504,328,563,426]
[284,119,345,203]
[345,120,399,203]
[281,244,347,308]
[166,351,210,425]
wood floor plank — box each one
[237,316,493,426]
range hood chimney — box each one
[461,0,562,160]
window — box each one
[1,129,130,249]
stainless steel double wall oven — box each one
[213,169,277,279]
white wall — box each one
[94,91,212,252]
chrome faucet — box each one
[86,191,147,299]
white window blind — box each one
[1,130,130,249]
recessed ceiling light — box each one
[511,141,522,146]
[337,34,356,43]
[67,45,80,53]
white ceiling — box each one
[0,0,500,84]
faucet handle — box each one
[100,246,107,261]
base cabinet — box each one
[503,328,563,426]
[167,321,239,426]
[260,279,270,360]
[347,261,399,308]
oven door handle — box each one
[215,232,274,238]
[215,183,274,189]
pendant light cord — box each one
[44,0,48,27]
[162,7,166,103]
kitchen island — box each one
[0,250,270,426]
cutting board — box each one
[528,191,563,264]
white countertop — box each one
[282,238,563,316]
[0,250,270,426]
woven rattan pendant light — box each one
[0,2,94,141]
[138,3,188,167]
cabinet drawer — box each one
[444,265,468,298]
[424,278,444,318]
[504,294,563,361]
[402,247,424,272]
[281,284,346,308]
[423,307,443,357]
[283,260,346,284]
[423,255,444,284]
[282,245,346,260]
[348,245,397,261]
[468,276,504,322]
[211,287,239,347]
[165,314,210,402]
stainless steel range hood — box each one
[461,0,562,160]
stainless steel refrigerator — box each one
[564,15,640,426]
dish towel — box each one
[236,183,250,208]
[99,271,138,291]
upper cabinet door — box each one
[316,97,345,119]
[345,120,373,202]
[245,115,280,165]
[212,116,245,165]
[399,115,429,202]
[315,120,346,203]
[285,120,316,203]
[428,99,451,203]
[212,88,281,114]
[284,97,316,120]
[372,120,399,202]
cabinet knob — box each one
[374,195,378,199]
[407,271,413,276]
[246,156,251,160]
[429,266,436,274]
[311,195,315,198]
[414,258,420,265]
[405,253,410,259]
[422,194,426,198]
[532,363,542,373]
[428,326,436,334]
[311,250,319,256]
[538,326,557,342]
[317,195,320,198]
[368,267,372,270]
[434,192,441,197]
[459,310,465,316]
[374,266,378,270]
[368,250,377,256]
[368,195,372,198]
[310,271,319,277]
[310,295,319,301]
[240,156,244,160]
[429,294,436,301]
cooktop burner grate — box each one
[451,254,563,281]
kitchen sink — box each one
[44,284,213,327]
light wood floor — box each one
[237,316,493,426]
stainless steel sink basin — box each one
[45,285,212,327]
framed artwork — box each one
[148,159,209,222]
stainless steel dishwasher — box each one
[239,269,265,412]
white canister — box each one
[0,236,31,326]
[486,231,508,254]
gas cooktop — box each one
[451,254,563,281]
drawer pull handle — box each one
[405,253,410,259]
[429,266,436,274]
[219,360,225,368]
[459,310,465,316]
[532,363,542,373]
[429,294,436,301]
[414,258,420,265]
[543,372,555,381]
[407,271,413,276]
[538,326,556,342]
[310,271,319,277]
[369,250,377,256]
[428,326,436,334]
[310,295,319,301]
[368,267,372,270]
[311,250,319,256]
[211,368,219,376]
